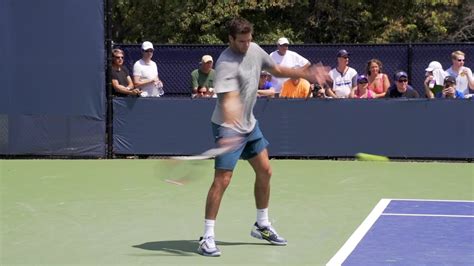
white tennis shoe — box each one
[197,236,221,257]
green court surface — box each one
[1,159,472,266]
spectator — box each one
[385,71,419,98]
[269,37,310,94]
[257,71,276,97]
[423,61,446,98]
[366,59,390,98]
[311,83,327,98]
[194,86,213,98]
[191,55,216,98]
[280,71,311,99]
[350,75,375,99]
[436,76,464,99]
[110,48,140,96]
[133,41,163,97]
[445,50,474,96]
[326,49,358,98]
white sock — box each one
[203,219,215,238]
[257,208,270,227]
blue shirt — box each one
[435,90,464,99]
[259,81,273,90]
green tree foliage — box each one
[111,0,473,44]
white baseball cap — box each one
[141,41,154,51]
[277,37,289,45]
[201,55,213,63]
[425,61,443,72]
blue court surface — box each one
[327,199,474,265]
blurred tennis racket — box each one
[155,146,234,186]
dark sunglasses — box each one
[398,79,408,83]
[144,49,154,53]
[457,59,465,62]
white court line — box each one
[382,213,474,218]
[326,198,391,266]
[326,198,474,266]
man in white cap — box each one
[191,55,216,98]
[423,61,446,98]
[133,41,164,97]
[269,37,310,94]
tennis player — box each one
[198,17,329,257]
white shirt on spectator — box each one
[133,59,159,97]
[329,67,358,98]
[445,66,473,96]
[269,50,309,93]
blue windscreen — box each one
[0,0,105,156]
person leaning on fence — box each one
[423,61,447,99]
[191,55,216,98]
[326,49,358,98]
[269,37,311,95]
[133,41,164,97]
[350,75,375,99]
[366,59,390,98]
[385,71,419,98]
[257,71,276,98]
[110,48,141,96]
[445,50,474,97]
[194,86,213,98]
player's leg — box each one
[242,123,287,245]
[205,169,233,220]
[247,150,287,245]
[198,123,245,257]
[249,148,271,210]
[198,169,233,257]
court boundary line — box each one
[326,198,474,266]
[382,213,474,218]
[385,198,474,203]
[326,198,391,266]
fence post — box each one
[105,0,113,159]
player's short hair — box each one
[227,17,253,38]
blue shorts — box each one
[211,122,269,171]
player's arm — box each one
[268,62,331,88]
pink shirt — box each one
[354,88,375,99]
[368,73,386,94]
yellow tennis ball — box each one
[355,153,389,162]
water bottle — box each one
[157,81,164,96]
[428,80,436,89]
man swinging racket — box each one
[198,17,330,257]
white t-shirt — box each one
[329,67,358,98]
[445,66,473,96]
[133,59,159,97]
[269,50,309,93]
